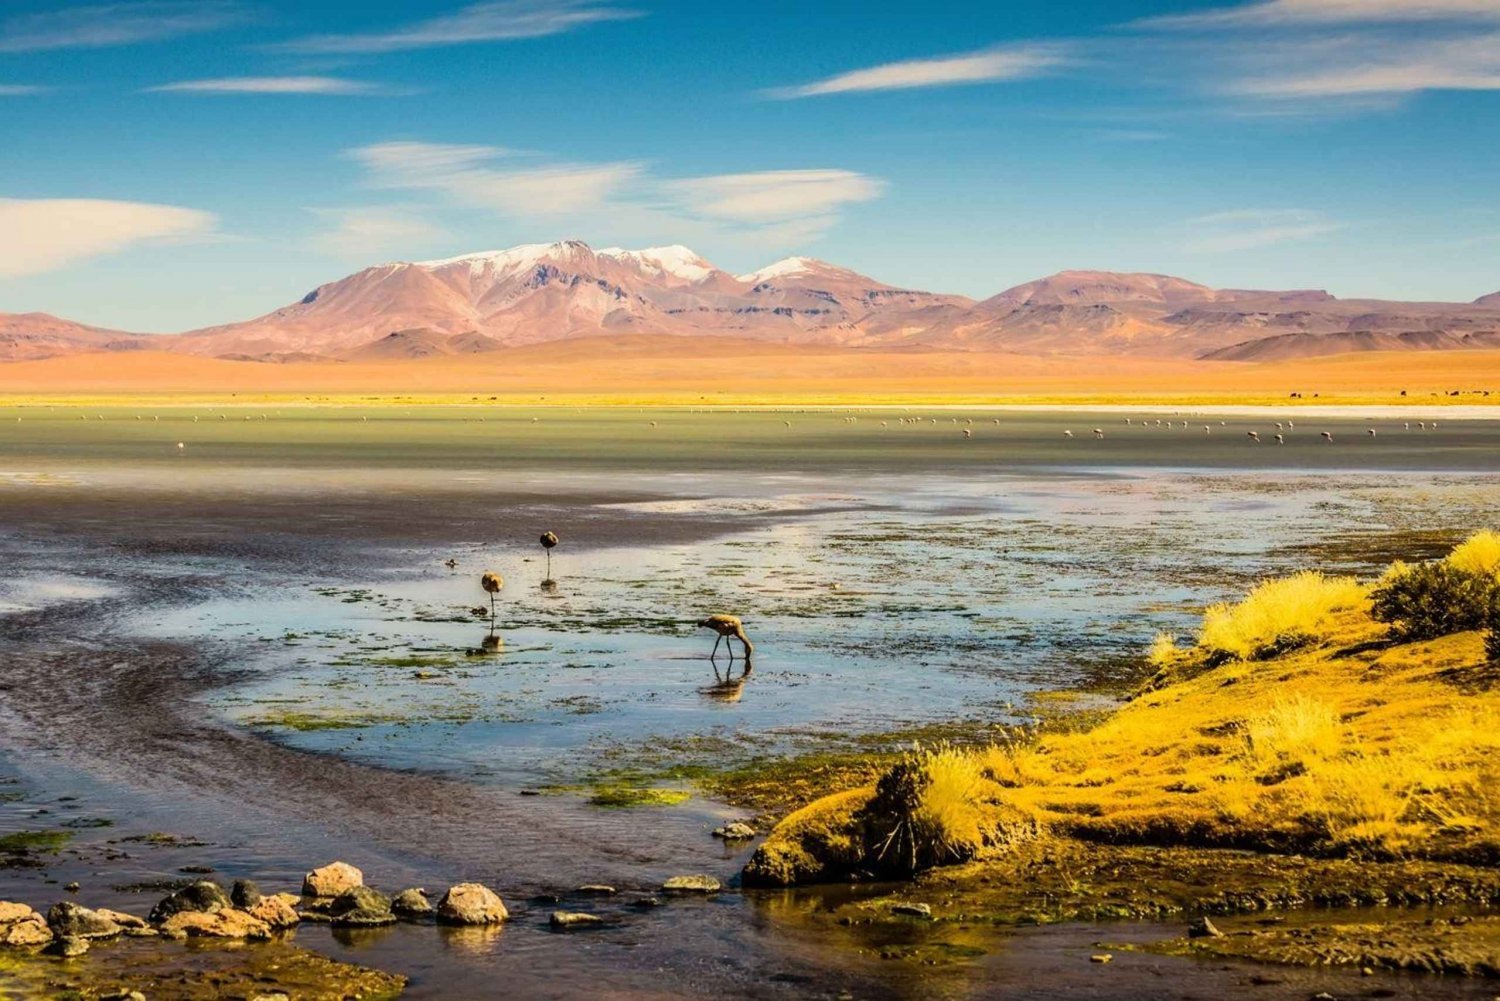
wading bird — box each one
[1247,431,1260,442]
[1093,428,1104,439]
[540,531,559,577]
[1275,434,1284,444]
[481,571,504,618]
[698,614,753,661]
[1321,431,1334,443]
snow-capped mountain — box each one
[4,241,1499,362]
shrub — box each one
[1198,571,1364,662]
[1370,560,1496,642]
[858,745,990,875]
[1446,529,1500,579]
[1147,631,1180,670]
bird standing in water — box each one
[540,531,559,578]
[480,571,504,619]
[698,614,753,660]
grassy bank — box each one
[741,534,1500,972]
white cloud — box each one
[345,141,886,246]
[0,1,248,53]
[277,0,640,54]
[1145,0,1500,28]
[1186,209,1341,252]
[308,207,447,257]
[0,85,49,96]
[665,170,885,223]
[770,45,1066,98]
[0,197,218,278]
[1229,33,1500,97]
[351,142,639,216]
[147,76,393,95]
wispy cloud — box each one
[345,141,885,247]
[146,76,395,95]
[0,1,248,53]
[665,170,885,224]
[1133,0,1500,103]
[0,197,217,278]
[770,45,1067,98]
[308,207,447,257]
[352,142,640,216]
[1143,0,1500,29]
[276,0,639,54]
[1186,208,1341,253]
[0,85,50,96]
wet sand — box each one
[3,408,1499,998]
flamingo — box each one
[540,531,559,577]
[699,615,753,660]
[1247,431,1260,442]
[481,571,504,618]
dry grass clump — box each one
[1197,571,1365,662]
[857,745,993,876]
[1447,530,1500,579]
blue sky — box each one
[2,0,1498,331]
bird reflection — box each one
[700,655,753,703]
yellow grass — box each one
[4,341,1500,407]
[751,539,1500,884]
[1197,571,1366,661]
[1447,530,1500,578]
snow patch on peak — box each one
[598,245,716,282]
[735,256,845,284]
[415,240,595,275]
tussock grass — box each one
[747,539,1500,886]
[1197,571,1365,662]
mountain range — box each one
[3,240,1498,363]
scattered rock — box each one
[160,907,272,940]
[629,896,662,909]
[100,991,146,1001]
[64,882,80,893]
[179,864,215,874]
[712,822,756,841]
[392,888,434,917]
[148,880,231,924]
[0,902,53,947]
[95,908,148,930]
[1090,953,1112,964]
[48,934,89,957]
[892,902,933,919]
[231,878,262,908]
[328,886,396,927]
[248,893,300,930]
[662,875,721,894]
[436,883,508,925]
[1188,915,1224,939]
[249,994,291,1001]
[302,860,363,898]
[550,910,605,929]
[576,884,616,895]
[46,902,123,939]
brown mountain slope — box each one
[0,312,146,361]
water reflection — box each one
[700,656,753,704]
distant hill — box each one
[4,241,1498,362]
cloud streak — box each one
[308,207,447,257]
[0,197,217,278]
[1186,209,1341,253]
[770,45,1066,98]
[1143,0,1500,28]
[276,0,640,54]
[0,85,49,96]
[346,141,885,246]
[146,76,395,95]
[0,1,247,53]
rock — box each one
[160,907,271,940]
[46,902,123,939]
[629,896,662,909]
[550,911,604,929]
[1188,916,1224,939]
[95,908,148,930]
[576,884,616,895]
[392,888,433,917]
[435,883,508,925]
[712,822,756,841]
[328,886,396,927]
[892,902,932,919]
[302,861,363,898]
[48,934,89,957]
[231,878,262,908]
[64,882,80,893]
[661,875,721,894]
[100,991,146,1001]
[148,880,231,924]
[247,894,300,930]
[0,905,53,947]
[1090,953,1112,964]
[249,994,291,1001]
